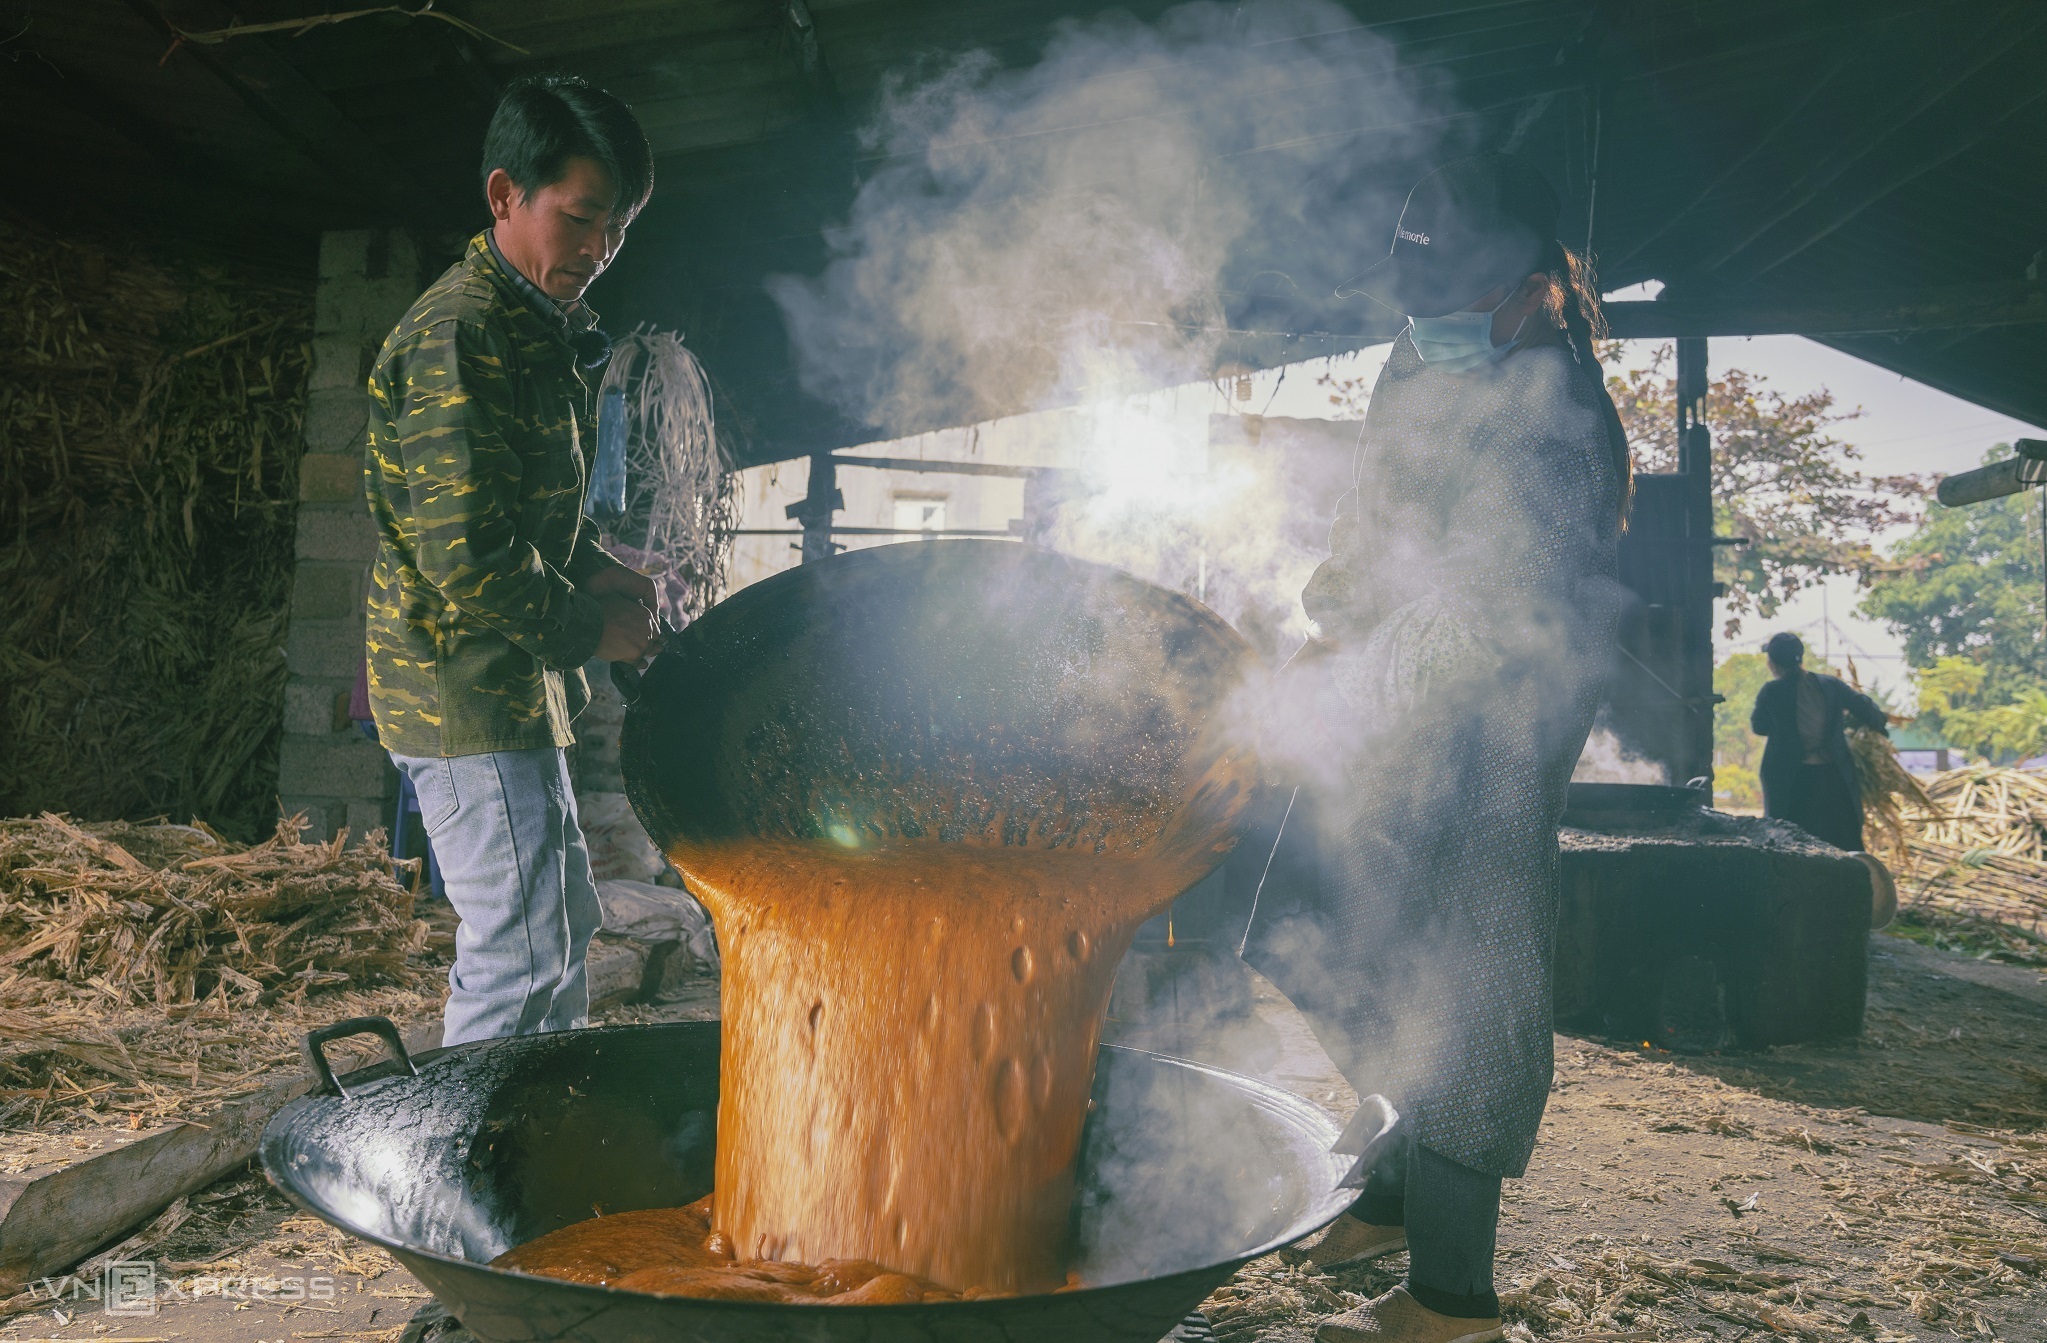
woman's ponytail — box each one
[1542,239,1632,529]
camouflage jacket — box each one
[363,232,627,757]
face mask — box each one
[1408,286,1528,371]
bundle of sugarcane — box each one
[0,813,428,1010]
[1907,767,2047,861]
[1894,837,2047,938]
[1889,766,2047,936]
[1849,725,1937,866]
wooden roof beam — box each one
[1733,57,2047,282]
[1605,281,2047,339]
[1603,37,1867,274]
[131,0,421,223]
[1694,4,2047,280]
[9,46,195,171]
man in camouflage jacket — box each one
[362,75,657,1045]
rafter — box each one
[1694,4,2046,279]
[131,0,420,222]
[1605,282,2047,339]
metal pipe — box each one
[1934,440,2047,507]
[732,527,1020,537]
[833,454,1042,478]
[1673,336,1715,789]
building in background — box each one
[719,408,1360,668]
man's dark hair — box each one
[1764,632,1805,668]
[481,74,653,219]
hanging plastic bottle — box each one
[588,385,629,522]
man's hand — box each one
[583,564,660,610]
[595,593,659,664]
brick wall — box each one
[276,229,425,842]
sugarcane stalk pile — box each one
[0,813,446,1133]
[1890,766,2047,941]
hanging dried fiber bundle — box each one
[597,328,737,626]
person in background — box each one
[362,75,659,1046]
[1244,153,1629,1343]
[1750,631,1888,851]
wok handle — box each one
[302,1015,418,1100]
[1333,1094,1402,1190]
[610,616,679,707]
[609,660,644,705]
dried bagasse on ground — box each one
[0,812,448,1132]
[0,813,426,1007]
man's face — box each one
[487,155,631,302]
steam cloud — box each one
[769,1,1463,658]
[762,0,1613,1271]
[1572,726,1672,785]
[768,0,1442,438]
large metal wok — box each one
[617,539,1260,868]
[263,542,1381,1340]
[262,1018,1376,1342]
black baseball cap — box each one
[1339,153,1561,319]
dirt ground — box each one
[1185,935,2047,1343]
[3,931,2044,1343]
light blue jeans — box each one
[390,747,602,1046]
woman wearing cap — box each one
[1245,154,1629,1343]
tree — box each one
[1601,343,1924,637]
[1713,653,1772,809]
[1908,656,2047,762]
[1861,446,2046,715]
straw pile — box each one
[0,813,427,1007]
[1894,767,2047,941]
[0,979,445,1136]
[0,212,313,841]
[0,813,443,1131]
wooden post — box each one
[1676,336,1717,790]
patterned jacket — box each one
[362,232,627,757]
